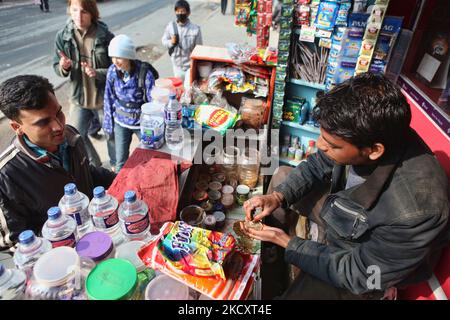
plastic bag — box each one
[226,43,257,65]
[191,81,209,105]
[210,90,237,113]
[194,105,240,135]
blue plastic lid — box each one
[169,93,176,99]
[93,186,105,198]
[124,191,136,202]
[64,183,77,195]
[18,230,36,245]
[47,207,62,220]
[0,264,4,276]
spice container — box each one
[180,205,206,227]
[203,215,216,230]
[222,146,239,181]
[208,181,222,192]
[195,181,209,191]
[207,190,221,203]
[213,211,226,229]
[221,185,234,195]
[221,193,234,209]
[236,185,251,206]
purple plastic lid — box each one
[75,231,113,262]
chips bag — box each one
[157,221,235,280]
[194,105,240,135]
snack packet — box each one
[194,105,240,135]
[157,221,235,280]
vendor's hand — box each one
[243,192,284,222]
[240,222,292,248]
[58,50,72,71]
[171,35,178,45]
[81,61,96,78]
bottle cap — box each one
[47,207,62,220]
[64,183,77,195]
[76,231,114,262]
[124,191,137,202]
[309,140,316,146]
[86,258,137,300]
[169,92,177,99]
[18,230,36,245]
[93,186,105,198]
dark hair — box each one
[68,0,100,24]
[0,75,55,122]
[314,73,411,151]
[175,0,190,13]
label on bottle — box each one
[121,212,150,235]
[164,110,182,123]
[92,209,119,229]
[140,123,164,149]
[50,233,76,248]
[66,207,88,226]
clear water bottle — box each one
[165,123,184,150]
[13,230,52,278]
[88,186,124,246]
[118,191,150,241]
[164,93,182,125]
[0,263,27,300]
[140,102,165,149]
[42,206,77,248]
[59,183,92,236]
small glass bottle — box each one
[305,140,317,159]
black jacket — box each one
[275,129,450,295]
[0,125,116,252]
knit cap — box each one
[108,34,136,60]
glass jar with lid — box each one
[238,148,260,188]
[26,246,95,300]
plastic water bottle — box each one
[164,93,182,125]
[42,207,77,248]
[0,264,27,300]
[118,191,150,241]
[59,183,92,236]
[140,102,165,149]
[13,230,52,278]
[88,186,124,246]
[165,123,184,150]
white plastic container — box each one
[140,102,165,150]
[26,247,95,300]
[144,274,190,300]
[197,61,213,79]
[150,86,171,104]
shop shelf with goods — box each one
[189,45,277,133]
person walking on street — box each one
[40,0,50,13]
[103,35,157,172]
[53,0,115,169]
[162,0,202,84]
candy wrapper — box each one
[194,105,240,135]
[158,221,235,280]
[138,221,260,300]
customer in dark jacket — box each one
[0,75,116,252]
[242,73,450,299]
[53,0,115,169]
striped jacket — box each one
[0,126,115,252]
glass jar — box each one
[26,247,95,300]
[238,148,260,188]
[222,146,239,181]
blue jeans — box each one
[70,105,116,167]
[114,124,141,172]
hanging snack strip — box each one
[271,0,295,129]
[256,0,273,49]
[354,0,390,75]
